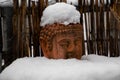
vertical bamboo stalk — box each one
[90,0,96,54]
[115,0,119,57]
[12,0,17,59]
[78,0,83,24]
[39,0,44,22]
[99,0,104,55]
[62,0,66,3]
[13,0,19,58]
[45,0,48,7]
[83,0,91,55]
[110,0,119,57]
[35,2,40,56]
[109,0,118,57]
[39,0,48,56]
[28,0,32,57]
[78,0,85,55]
[118,0,120,56]
[19,0,27,57]
[87,0,92,54]
[32,1,40,57]
[18,0,23,57]
[115,22,119,56]
[96,0,104,55]
[105,0,110,56]
[56,0,59,2]
[96,0,99,55]
[0,7,2,72]
[102,0,107,56]
[31,1,36,57]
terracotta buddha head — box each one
[39,3,84,59]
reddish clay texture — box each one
[40,23,83,59]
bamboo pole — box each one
[62,0,66,3]
[90,0,95,54]
[96,0,104,55]
[45,0,48,7]
[13,0,20,58]
[114,0,119,57]
[31,1,36,57]
[19,0,27,57]
[105,0,110,56]
[78,0,83,24]
[32,1,40,57]
[39,0,44,22]
[96,0,99,55]
[39,0,49,56]
[83,0,91,55]
[109,1,119,56]
[56,0,59,2]
[28,0,32,57]
[99,0,104,55]
[78,0,85,55]
[115,22,119,56]
[87,0,92,54]
[109,0,117,57]
[102,0,108,56]
[0,7,2,72]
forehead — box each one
[54,31,82,42]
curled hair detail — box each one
[40,23,83,41]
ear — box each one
[40,40,51,58]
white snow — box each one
[0,0,13,7]
[0,54,120,80]
[40,3,80,26]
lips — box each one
[65,52,76,59]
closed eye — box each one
[58,39,70,48]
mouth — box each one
[65,52,75,59]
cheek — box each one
[52,44,67,58]
[75,44,83,59]
[75,43,82,53]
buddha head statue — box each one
[39,3,84,59]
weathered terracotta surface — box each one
[40,23,83,59]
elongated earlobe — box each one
[40,40,52,58]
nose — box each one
[67,42,75,52]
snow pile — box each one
[40,3,80,26]
[0,0,13,7]
[0,54,120,80]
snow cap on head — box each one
[40,2,80,27]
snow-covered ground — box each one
[0,0,13,7]
[0,54,120,80]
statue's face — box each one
[50,31,83,59]
[40,24,83,59]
